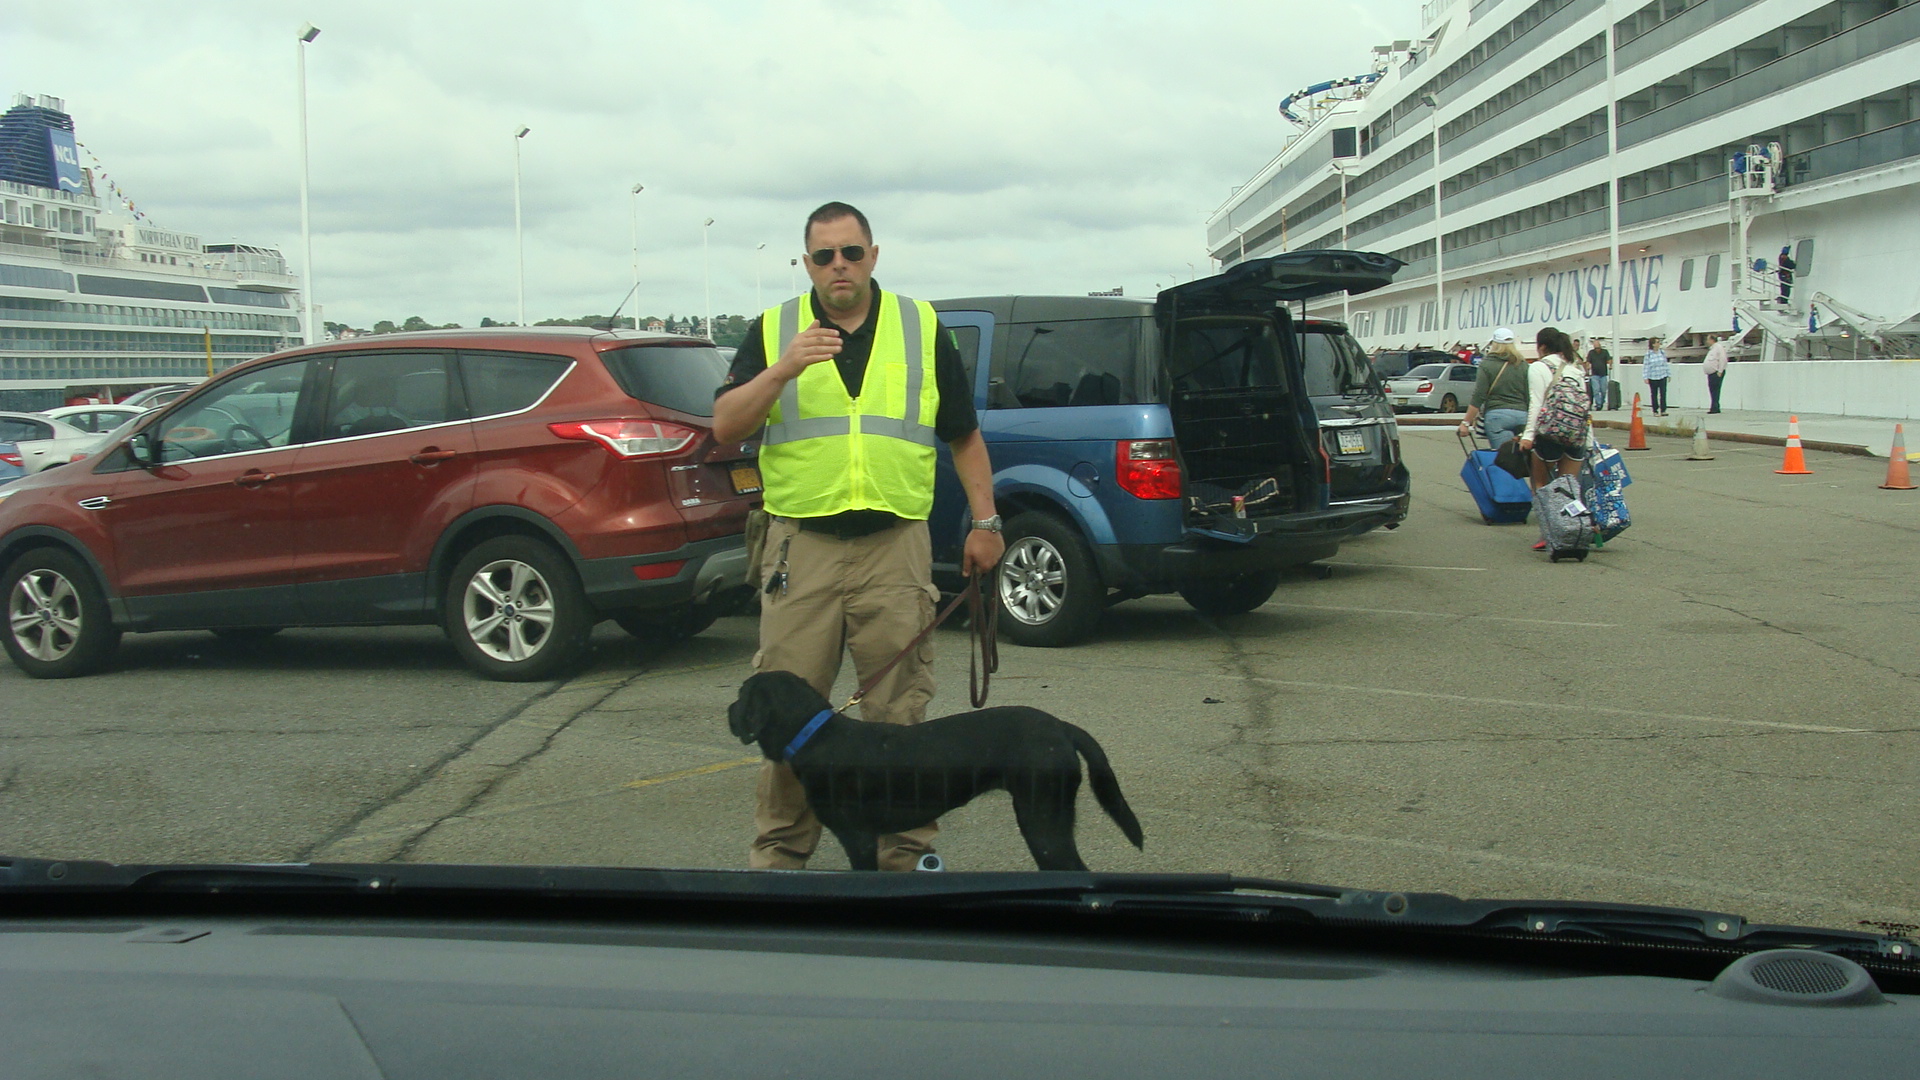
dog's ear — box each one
[729,673,774,744]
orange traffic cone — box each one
[1624,393,1649,450]
[1775,415,1813,475]
[1881,424,1916,490]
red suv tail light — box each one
[1116,439,1181,500]
[0,452,21,468]
[549,420,698,459]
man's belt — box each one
[788,510,904,540]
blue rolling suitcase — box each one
[1458,433,1532,525]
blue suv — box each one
[927,250,1404,646]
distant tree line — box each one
[325,313,751,348]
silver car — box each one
[1385,362,1479,413]
[0,412,95,473]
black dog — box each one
[728,670,1144,871]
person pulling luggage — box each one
[1517,326,1592,555]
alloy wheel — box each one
[999,536,1068,626]
[462,558,557,662]
[8,568,83,663]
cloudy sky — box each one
[3,0,1411,329]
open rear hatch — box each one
[1156,251,1402,539]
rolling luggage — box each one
[1579,442,1632,544]
[1458,433,1532,525]
[1538,475,1592,561]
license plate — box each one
[728,464,762,494]
[1335,429,1367,455]
[1393,396,1411,406]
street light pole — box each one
[756,242,767,311]
[1422,94,1444,346]
[295,23,320,345]
[514,125,530,325]
[1336,160,1351,326]
[1605,0,1622,361]
[702,218,715,340]
[629,183,643,329]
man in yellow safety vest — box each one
[713,201,1004,871]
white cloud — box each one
[0,0,1418,326]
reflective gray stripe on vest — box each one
[763,297,806,445]
[897,297,924,432]
[860,416,938,447]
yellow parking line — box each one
[626,756,762,790]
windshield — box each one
[1,2,1912,965]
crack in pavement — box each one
[1680,597,1918,682]
[298,668,647,863]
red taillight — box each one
[549,419,698,459]
[1116,439,1181,500]
[1416,381,1433,393]
[0,452,21,468]
[1319,443,1333,486]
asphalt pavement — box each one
[1,425,1914,936]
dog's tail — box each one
[1065,724,1144,850]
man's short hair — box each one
[805,201,872,245]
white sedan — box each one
[1384,363,1480,413]
[43,403,149,434]
[0,411,96,473]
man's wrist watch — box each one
[970,514,1003,533]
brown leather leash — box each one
[842,572,999,712]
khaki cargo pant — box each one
[749,515,940,871]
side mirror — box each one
[126,430,158,468]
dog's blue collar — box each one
[783,709,834,760]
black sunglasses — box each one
[808,245,868,266]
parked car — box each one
[116,383,199,410]
[44,404,149,434]
[929,249,1403,647]
[1385,362,1480,413]
[1298,319,1409,535]
[0,412,96,473]
[0,442,22,486]
[1370,347,1454,381]
[0,328,759,681]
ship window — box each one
[1704,254,1721,289]
[1679,259,1695,291]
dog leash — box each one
[842,572,999,712]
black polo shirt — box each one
[716,282,977,444]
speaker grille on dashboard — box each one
[1707,949,1884,1007]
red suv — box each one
[0,328,760,681]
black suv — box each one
[928,250,1403,646]
[1300,318,1410,536]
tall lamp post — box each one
[513,125,531,325]
[1604,0,1622,362]
[789,257,798,296]
[1335,159,1352,326]
[629,183,644,328]
[702,217,715,340]
[295,23,320,345]
[756,242,767,311]
[1421,93,1444,346]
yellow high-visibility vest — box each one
[757,289,940,520]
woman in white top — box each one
[1517,326,1590,550]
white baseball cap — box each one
[1490,327,1515,343]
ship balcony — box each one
[228,267,299,292]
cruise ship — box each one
[1209,0,1920,363]
[0,93,305,411]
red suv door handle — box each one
[410,449,459,465]
[234,471,277,487]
